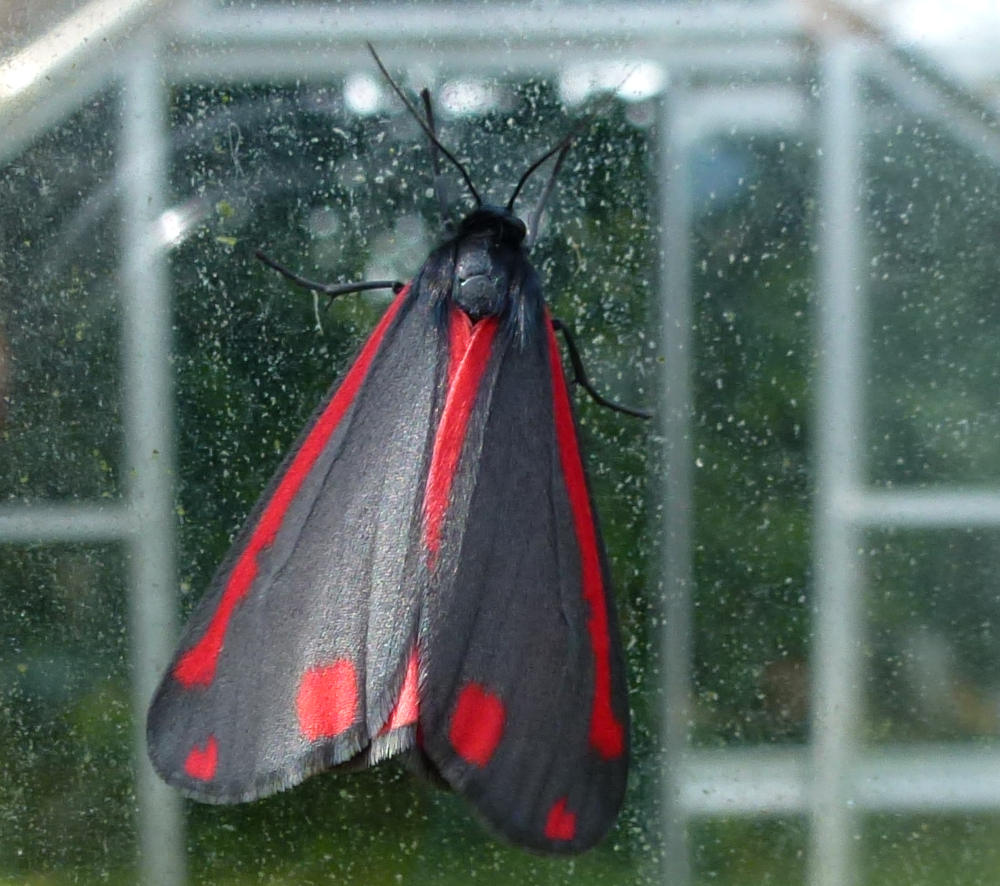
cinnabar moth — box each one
[147,47,646,854]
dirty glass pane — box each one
[855,61,1000,883]
[5,1,1000,884]
[865,80,1000,488]
[863,814,1000,885]
[866,529,1000,744]
[690,132,815,748]
[0,544,133,878]
[692,818,808,886]
[0,96,122,503]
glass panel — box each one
[190,770,654,881]
[866,529,1000,743]
[863,814,1000,885]
[691,132,815,747]
[865,80,1000,487]
[0,544,133,881]
[0,96,122,503]
[7,1,999,882]
[692,818,808,885]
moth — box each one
[148,46,645,853]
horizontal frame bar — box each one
[840,488,1000,528]
[682,745,1000,817]
[0,503,132,543]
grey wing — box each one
[147,290,444,802]
[417,321,629,852]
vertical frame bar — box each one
[809,38,867,886]
[659,83,694,886]
[120,31,187,886]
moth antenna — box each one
[506,132,574,214]
[523,139,572,249]
[508,64,640,234]
[367,43,481,207]
[421,88,455,233]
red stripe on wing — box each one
[544,313,625,760]
[422,309,498,558]
[173,286,411,688]
[380,646,420,733]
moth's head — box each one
[456,205,527,246]
[451,205,529,320]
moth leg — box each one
[550,317,651,419]
[255,249,404,298]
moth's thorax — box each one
[451,205,528,322]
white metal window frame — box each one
[3,3,1000,885]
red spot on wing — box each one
[544,797,577,842]
[184,735,218,781]
[422,309,499,559]
[545,314,625,760]
[449,682,505,767]
[172,287,410,688]
[296,658,358,741]
[380,647,420,733]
